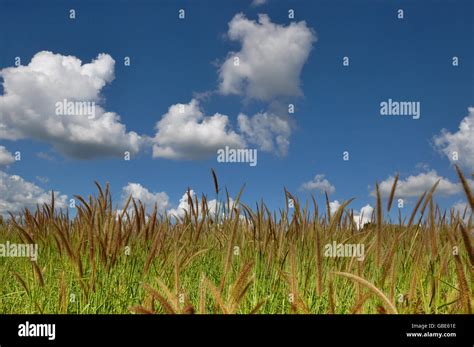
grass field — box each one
[0,166,472,314]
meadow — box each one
[0,166,472,314]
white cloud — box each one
[375,170,471,198]
[167,189,236,219]
[353,204,374,229]
[218,13,316,101]
[328,200,373,229]
[434,107,474,170]
[237,112,291,155]
[251,0,267,6]
[0,146,14,167]
[0,171,67,216]
[120,183,169,214]
[329,200,341,215]
[0,51,142,159]
[152,99,245,160]
[300,174,335,194]
[167,190,196,218]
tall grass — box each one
[0,166,472,314]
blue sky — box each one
[0,0,473,220]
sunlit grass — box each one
[0,167,472,314]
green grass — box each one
[0,168,472,314]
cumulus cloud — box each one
[120,183,170,214]
[0,51,142,159]
[167,190,196,218]
[219,13,316,101]
[167,189,236,219]
[434,107,474,170]
[353,204,374,229]
[300,174,335,194]
[329,200,341,216]
[328,200,373,229]
[238,112,291,155]
[0,171,67,216]
[152,99,245,160]
[375,170,471,199]
[216,14,315,156]
[0,146,15,167]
